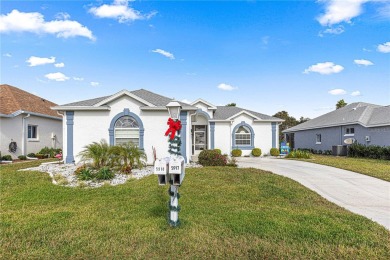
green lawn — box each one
[1,161,389,259]
[288,155,390,182]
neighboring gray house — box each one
[283,102,390,152]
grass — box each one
[288,154,390,182]
[1,161,389,259]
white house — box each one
[0,84,63,158]
[52,89,283,164]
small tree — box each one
[226,103,236,107]
[336,99,347,109]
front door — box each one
[193,125,207,155]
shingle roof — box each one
[60,89,195,109]
[213,106,282,121]
[0,84,60,118]
[283,102,389,132]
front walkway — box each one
[236,157,390,230]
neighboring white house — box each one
[52,89,283,164]
[0,84,63,158]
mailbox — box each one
[154,158,169,185]
[169,156,185,186]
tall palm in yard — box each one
[78,139,112,168]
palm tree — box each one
[117,142,147,170]
[78,139,112,168]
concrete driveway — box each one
[236,157,390,230]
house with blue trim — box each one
[283,102,390,151]
[52,89,283,164]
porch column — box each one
[65,111,75,164]
[272,122,277,148]
[180,111,187,162]
[210,122,215,149]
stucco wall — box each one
[67,96,190,164]
[213,115,276,156]
[0,114,62,159]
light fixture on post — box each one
[166,100,181,120]
[152,100,186,227]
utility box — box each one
[332,145,347,156]
[154,158,170,185]
[169,156,185,186]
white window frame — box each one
[114,116,140,146]
[344,127,355,137]
[316,134,321,144]
[235,126,251,146]
[28,125,38,140]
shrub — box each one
[270,148,280,156]
[198,150,227,166]
[348,143,390,160]
[96,167,114,180]
[38,147,61,158]
[27,153,36,158]
[77,168,95,181]
[251,148,262,157]
[214,149,222,154]
[18,155,27,160]
[231,149,242,157]
[286,150,312,159]
[112,142,147,170]
[1,155,12,161]
[35,154,48,159]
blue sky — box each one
[1,0,389,118]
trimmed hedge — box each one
[214,149,222,154]
[270,148,280,156]
[231,149,242,157]
[348,143,390,160]
[198,150,227,166]
[251,148,262,157]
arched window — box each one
[235,125,251,146]
[114,116,139,145]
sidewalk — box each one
[236,157,390,230]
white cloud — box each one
[26,56,55,66]
[317,0,368,26]
[354,59,373,66]
[54,62,65,68]
[351,91,361,96]
[73,77,84,81]
[377,42,390,53]
[0,9,95,40]
[328,89,347,95]
[90,81,99,87]
[303,62,344,75]
[152,49,175,59]
[181,99,191,104]
[89,0,156,23]
[3,53,12,57]
[217,83,238,91]
[45,72,69,81]
[55,12,70,20]
[318,26,345,37]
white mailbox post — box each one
[153,100,186,227]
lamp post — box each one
[153,100,185,227]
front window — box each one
[316,134,321,144]
[345,127,355,135]
[114,116,139,145]
[235,126,251,146]
[28,125,38,139]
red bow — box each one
[165,118,182,140]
